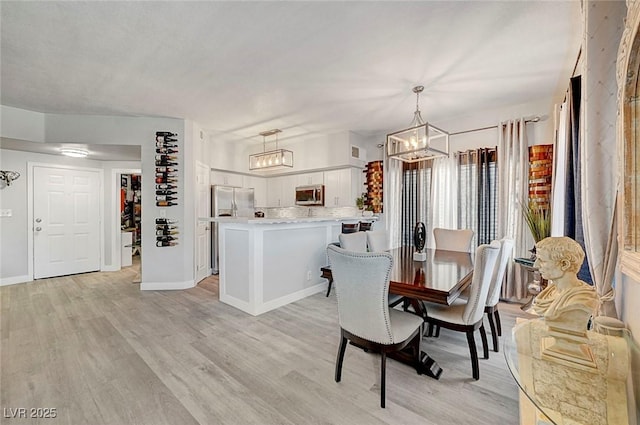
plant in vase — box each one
[521,201,551,259]
[355,193,366,215]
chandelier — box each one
[386,86,449,163]
[249,129,294,171]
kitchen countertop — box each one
[198,216,377,224]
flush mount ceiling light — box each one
[387,86,450,163]
[60,148,89,158]
[249,129,293,171]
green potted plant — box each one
[521,202,551,257]
[355,193,366,211]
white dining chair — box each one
[433,228,474,253]
[422,242,500,380]
[327,244,423,408]
[338,232,367,252]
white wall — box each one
[0,149,104,283]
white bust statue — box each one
[531,236,597,334]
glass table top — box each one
[504,318,639,425]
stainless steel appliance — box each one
[295,184,324,206]
[211,185,254,274]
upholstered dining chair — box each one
[358,221,373,231]
[422,242,500,380]
[481,238,514,352]
[433,228,474,253]
[327,244,423,408]
[365,230,404,309]
[338,231,367,252]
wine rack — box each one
[155,131,179,207]
[528,144,553,208]
[364,160,383,213]
[155,218,179,247]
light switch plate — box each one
[0,209,12,217]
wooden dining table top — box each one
[322,246,475,306]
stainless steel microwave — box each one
[295,185,324,206]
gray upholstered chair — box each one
[338,232,367,252]
[365,230,389,253]
[433,228,474,253]
[422,242,500,380]
[341,222,359,233]
[481,238,514,352]
[327,244,423,408]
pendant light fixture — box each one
[386,86,449,163]
[249,129,293,171]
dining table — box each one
[321,246,475,379]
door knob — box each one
[35,227,42,231]
[35,218,42,223]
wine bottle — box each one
[155,172,179,178]
[155,148,179,154]
[155,162,179,167]
[156,201,178,207]
[156,235,177,241]
[155,177,178,184]
[156,229,180,236]
[155,166,178,172]
[155,195,178,202]
[155,154,178,160]
[155,190,178,195]
[156,184,177,190]
[156,224,178,230]
[156,131,177,137]
[156,141,178,148]
[155,218,178,225]
[156,241,178,247]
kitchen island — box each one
[200,216,374,315]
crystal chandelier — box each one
[249,129,294,171]
[386,86,449,163]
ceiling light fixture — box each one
[249,129,293,171]
[60,148,89,158]
[386,86,449,163]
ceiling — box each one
[1,1,582,154]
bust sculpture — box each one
[531,236,598,367]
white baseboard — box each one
[0,275,32,287]
[140,279,196,291]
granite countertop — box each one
[198,216,377,224]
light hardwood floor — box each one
[1,265,536,424]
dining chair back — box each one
[423,242,500,379]
[341,222,359,233]
[359,221,373,231]
[338,232,367,252]
[433,228,474,253]
[327,244,423,407]
[484,238,514,352]
[366,230,389,252]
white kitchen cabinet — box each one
[244,175,267,207]
[324,168,362,207]
[211,170,243,187]
[267,175,296,207]
[295,172,324,187]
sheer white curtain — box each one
[428,155,458,249]
[551,102,568,236]
[498,119,530,300]
[384,153,403,249]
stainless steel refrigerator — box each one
[211,185,255,274]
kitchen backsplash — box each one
[259,206,360,219]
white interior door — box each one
[33,166,101,279]
[195,162,211,283]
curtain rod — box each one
[449,116,541,137]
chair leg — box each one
[325,278,333,297]
[434,324,440,338]
[335,334,348,382]
[487,311,499,352]
[494,310,502,336]
[466,330,480,380]
[479,324,489,360]
[413,330,423,375]
[380,351,386,408]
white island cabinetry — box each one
[209,217,362,315]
